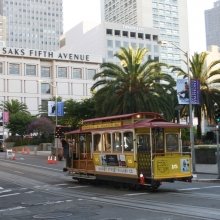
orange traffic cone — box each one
[53,156,57,164]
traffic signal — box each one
[215,106,220,123]
[55,126,72,138]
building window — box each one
[9,63,20,75]
[26,64,36,76]
[115,40,121,48]
[0,62,3,74]
[107,40,113,48]
[87,69,96,80]
[122,31,128,37]
[57,67,67,78]
[106,29,113,35]
[41,83,50,94]
[130,32,136,38]
[41,66,51,78]
[138,33,143,39]
[71,68,82,79]
[153,35,158,41]
[145,34,151,40]
[108,50,114,58]
[114,30,120,36]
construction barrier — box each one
[6,149,16,160]
[47,156,57,164]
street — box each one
[1,152,220,220]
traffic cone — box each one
[53,156,57,164]
[47,156,51,164]
[22,147,25,154]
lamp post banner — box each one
[177,79,200,105]
[191,79,200,105]
[48,101,56,116]
[57,102,64,116]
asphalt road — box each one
[1,152,220,220]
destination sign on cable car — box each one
[81,121,122,130]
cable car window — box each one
[166,133,179,152]
[137,134,150,152]
[113,132,122,152]
[102,133,111,152]
[153,128,164,154]
[124,132,133,151]
[94,134,101,152]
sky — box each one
[63,0,216,54]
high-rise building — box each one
[0,0,63,50]
[205,0,220,49]
[101,0,189,69]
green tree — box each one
[6,112,33,137]
[91,47,176,120]
[172,52,220,139]
[60,98,96,128]
[0,99,29,114]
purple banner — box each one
[191,79,200,105]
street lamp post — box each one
[159,40,195,172]
[39,80,58,158]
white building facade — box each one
[0,47,102,115]
[101,0,189,69]
[0,0,63,51]
[60,21,160,65]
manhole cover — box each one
[33,212,72,219]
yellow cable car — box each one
[64,112,192,189]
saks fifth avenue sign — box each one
[0,47,93,62]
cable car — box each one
[63,112,192,189]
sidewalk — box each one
[193,164,220,182]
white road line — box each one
[124,193,149,196]
[0,189,12,194]
[0,187,3,190]
[67,186,89,189]
[179,185,220,191]
[0,193,20,198]
[13,171,24,174]
[25,191,35,194]
[0,206,25,212]
[54,183,68,186]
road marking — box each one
[0,187,3,190]
[25,191,35,194]
[13,171,24,174]
[0,193,20,198]
[179,185,220,191]
[67,185,89,189]
[0,189,12,194]
[124,193,149,196]
[179,187,201,191]
[0,206,25,212]
[54,183,68,186]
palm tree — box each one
[91,47,176,120]
[0,99,29,114]
[172,52,220,139]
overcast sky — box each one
[63,0,216,54]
